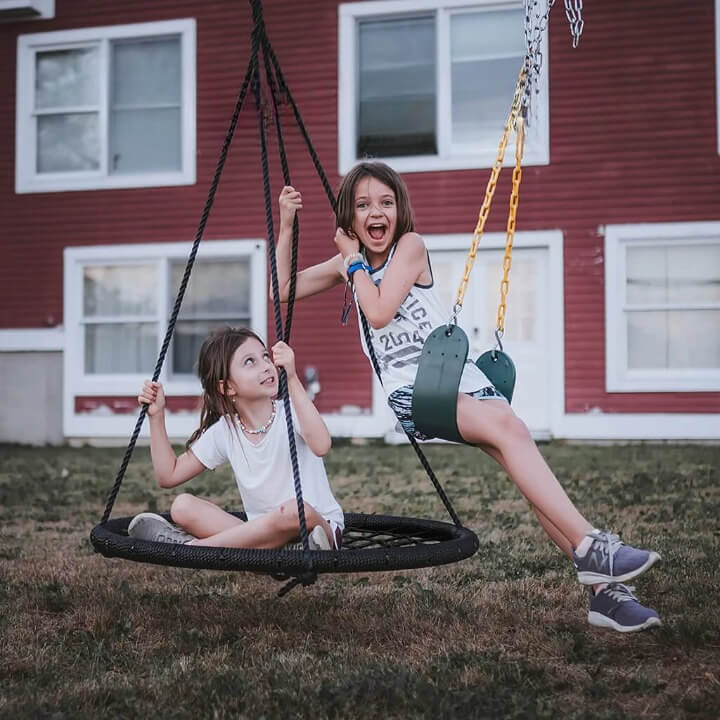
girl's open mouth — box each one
[367,223,387,242]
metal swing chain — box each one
[451,0,584,327]
[564,0,585,48]
[496,115,526,339]
[451,65,527,323]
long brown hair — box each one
[336,161,415,248]
[186,326,266,449]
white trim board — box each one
[554,412,720,441]
[0,327,64,351]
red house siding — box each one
[0,0,718,420]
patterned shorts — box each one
[387,384,506,440]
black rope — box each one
[100,59,255,525]
[261,19,462,527]
[250,2,313,577]
[260,32,299,340]
[100,0,461,546]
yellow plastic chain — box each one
[497,114,525,334]
[452,64,528,320]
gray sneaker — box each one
[573,530,661,584]
[127,512,195,544]
[588,583,661,633]
[284,525,332,551]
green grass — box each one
[1,441,719,719]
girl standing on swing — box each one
[275,160,661,633]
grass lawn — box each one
[1,440,718,719]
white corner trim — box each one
[0,327,64,351]
[716,0,720,155]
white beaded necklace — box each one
[238,403,276,435]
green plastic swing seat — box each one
[412,325,516,444]
[475,349,516,404]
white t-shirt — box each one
[189,399,344,529]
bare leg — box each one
[479,441,605,593]
[171,493,332,549]
[170,493,243,538]
[457,394,592,548]
[478,442,576,559]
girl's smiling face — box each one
[352,176,398,261]
[224,337,277,401]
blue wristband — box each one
[347,261,370,278]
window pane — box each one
[451,9,525,60]
[627,310,720,369]
[83,265,157,316]
[451,10,524,146]
[112,37,181,106]
[85,322,157,374]
[173,319,248,375]
[36,48,98,109]
[110,108,181,173]
[627,244,720,305]
[626,246,667,304]
[171,260,252,375]
[358,16,436,157]
[666,245,720,304]
[37,113,99,172]
[172,260,251,317]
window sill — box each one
[606,372,720,393]
[16,169,196,194]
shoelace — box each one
[603,583,637,603]
[590,531,624,576]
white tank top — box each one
[355,244,492,396]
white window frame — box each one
[605,221,720,393]
[338,0,549,175]
[16,18,196,194]
[63,239,266,437]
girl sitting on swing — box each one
[275,160,661,633]
[127,328,343,551]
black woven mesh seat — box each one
[91,512,479,575]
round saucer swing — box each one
[89,0,583,595]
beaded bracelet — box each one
[343,252,364,271]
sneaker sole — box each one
[588,611,662,633]
[309,526,332,551]
[128,513,193,544]
[577,551,661,585]
[127,512,167,536]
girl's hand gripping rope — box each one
[138,380,166,417]
[279,186,302,228]
[271,341,297,381]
